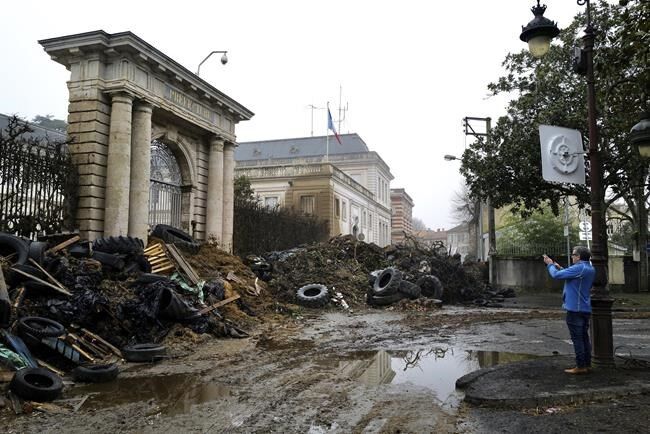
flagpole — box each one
[326,101,330,163]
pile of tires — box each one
[367,267,406,306]
[367,268,445,307]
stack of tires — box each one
[367,268,444,307]
[91,235,149,273]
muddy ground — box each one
[3,296,650,433]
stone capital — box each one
[210,136,225,153]
[133,101,154,114]
[109,92,134,105]
[223,141,236,151]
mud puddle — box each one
[336,347,540,410]
[69,373,231,416]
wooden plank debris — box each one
[198,294,241,316]
[144,242,174,275]
[29,258,68,293]
[32,402,69,414]
[166,244,201,285]
[35,358,65,376]
[78,327,123,358]
[12,287,26,308]
[45,235,80,255]
[9,268,72,296]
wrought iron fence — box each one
[0,117,77,239]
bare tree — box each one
[451,183,477,224]
[411,217,428,231]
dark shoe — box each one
[564,367,589,375]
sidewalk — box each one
[500,291,650,312]
[457,355,650,409]
[458,291,650,410]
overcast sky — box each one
[0,0,585,230]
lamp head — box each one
[220,52,228,65]
[444,154,458,161]
[520,1,560,58]
[631,112,650,158]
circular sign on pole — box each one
[578,221,592,232]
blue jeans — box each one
[566,311,592,368]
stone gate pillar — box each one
[104,93,134,237]
[39,31,253,243]
[128,102,153,242]
[206,137,225,244]
[222,141,235,252]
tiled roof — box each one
[236,133,369,161]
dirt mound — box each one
[266,235,490,308]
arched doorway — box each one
[149,140,182,229]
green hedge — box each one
[233,198,328,256]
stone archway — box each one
[39,31,254,251]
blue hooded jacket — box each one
[547,260,595,313]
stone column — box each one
[104,93,134,237]
[205,137,224,244]
[128,102,153,242]
[222,142,236,252]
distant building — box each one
[390,188,414,244]
[447,222,472,261]
[0,113,66,142]
[235,134,393,246]
[413,228,448,247]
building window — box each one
[335,198,340,219]
[300,195,315,215]
[264,196,279,208]
[342,200,347,221]
[362,210,367,228]
[368,213,373,228]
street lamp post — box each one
[196,50,228,77]
[520,0,614,367]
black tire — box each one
[93,236,144,255]
[28,241,48,265]
[123,255,152,274]
[91,251,125,270]
[17,316,66,338]
[372,268,402,296]
[398,281,422,299]
[68,243,91,258]
[368,292,405,306]
[0,233,29,265]
[296,284,329,308]
[122,343,167,363]
[24,280,59,293]
[152,224,200,254]
[416,275,444,299]
[368,269,383,286]
[10,368,63,402]
[72,363,119,383]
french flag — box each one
[328,108,342,145]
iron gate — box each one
[0,116,77,238]
[149,141,182,229]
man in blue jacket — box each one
[543,246,596,374]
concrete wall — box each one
[492,255,627,291]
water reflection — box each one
[70,373,231,416]
[341,348,539,406]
